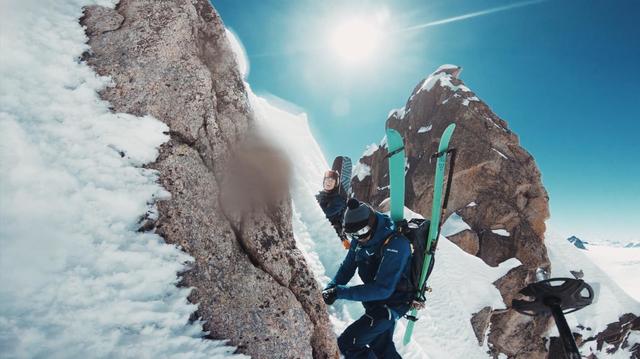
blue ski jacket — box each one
[315,190,347,226]
[328,212,412,313]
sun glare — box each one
[327,10,388,66]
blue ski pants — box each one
[337,306,402,359]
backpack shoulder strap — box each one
[377,232,401,258]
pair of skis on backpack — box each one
[386,120,457,345]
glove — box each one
[322,287,337,305]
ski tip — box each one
[444,122,456,134]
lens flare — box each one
[328,15,384,65]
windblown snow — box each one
[0,1,243,358]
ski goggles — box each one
[347,225,372,240]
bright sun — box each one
[327,11,388,66]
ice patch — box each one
[441,212,472,237]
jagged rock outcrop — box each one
[352,65,552,358]
[581,313,640,358]
[80,1,338,358]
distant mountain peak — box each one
[567,235,588,250]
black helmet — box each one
[343,199,377,236]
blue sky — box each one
[213,0,639,243]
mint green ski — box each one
[403,123,456,345]
[385,127,405,222]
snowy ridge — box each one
[0,1,243,358]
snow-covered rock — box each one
[0,0,244,357]
[81,1,337,357]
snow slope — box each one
[0,1,242,358]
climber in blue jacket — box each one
[316,170,349,248]
[323,198,412,358]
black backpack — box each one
[380,218,434,302]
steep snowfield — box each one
[0,1,242,358]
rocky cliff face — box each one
[352,65,553,358]
[81,1,338,358]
